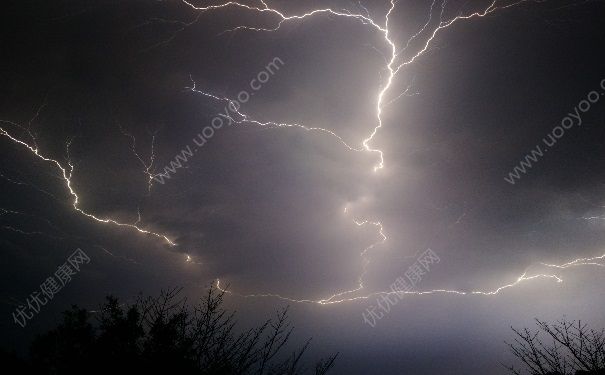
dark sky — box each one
[1,0,605,373]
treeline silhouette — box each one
[2,287,337,374]
[506,318,605,375]
[8,287,604,375]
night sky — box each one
[2,0,605,373]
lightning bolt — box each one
[2,0,601,306]
[0,120,177,246]
[541,254,605,269]
[119,124,158,195]
[178,0,603,304]
[187,77,365,152]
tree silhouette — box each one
[506,318,605,375]
[27,287,337,374]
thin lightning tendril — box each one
[119,124,158,194]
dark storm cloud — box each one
[1,1,605,373]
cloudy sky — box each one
[1,0,605,373]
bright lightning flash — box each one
[179,0,604,304]
[1,0,602,306]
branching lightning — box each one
[1,0,602,306]
[0,119,176,246]
[186,78,367,152]
[180,0,604,304]
[119,124,159,195]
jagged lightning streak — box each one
[186,78,365,152]
[314,210,388,305]
[216,272,565,305]
[541,254,605,269]
[216,262,585,305]
[178,0,604,304]
[119,124,158,194]
[0,121,177,246]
